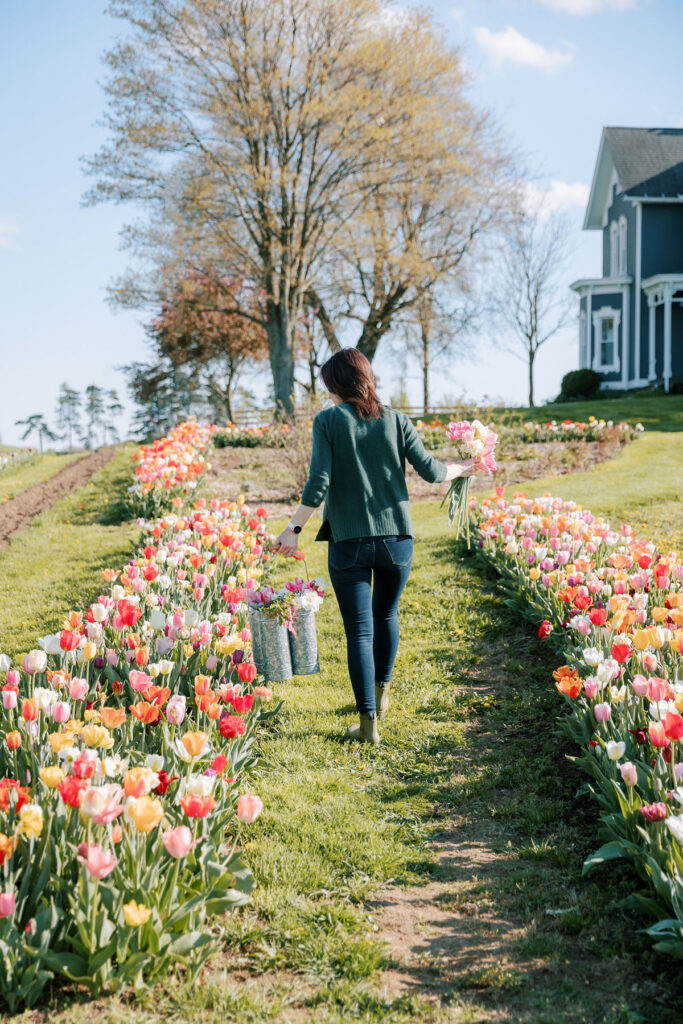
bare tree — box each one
[84,0,514,413]
[398,290,477,415]
[491,209,573,407]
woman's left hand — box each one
[274,527,299,556]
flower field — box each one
[127,421,215,518]
[470,490,683,955]
[0,425,285,1008]
[517,417,643,444]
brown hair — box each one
[321,348,383,420]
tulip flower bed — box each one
[0,493,284,1009]
[212,423,289,449]
[470,490,683,956]
[127,421,215,519]
[517,417,643,444]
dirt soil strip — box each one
[0,449,114,550]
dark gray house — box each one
[571,127,683,392]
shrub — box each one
[558,369,602,402]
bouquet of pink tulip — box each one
[441,420,498,543]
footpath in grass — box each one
[0,447,138,657]
[18,502,681,1024]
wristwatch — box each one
[288,522,302,534]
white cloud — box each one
[0,222,18,249]
[523,180,590,216]
[537,0,637,14]
[474,25,574,73]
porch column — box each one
[664,284,672,393]
[648,295,656,382]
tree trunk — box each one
[266,302,295,418]
[422,329,429,417]
[528,349,535,408]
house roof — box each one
[583,127,683,229]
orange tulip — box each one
[128,702,161,725]
[97,707,127,729]
[134,647,149,667]
[181,731,208,758]
[21,698,39,722]
[6,731,22,751]
[553,665,582,699]
[194,675,212,696]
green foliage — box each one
[559,368,602,401]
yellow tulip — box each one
[81,725,114,749]
[82,641,97,661]
[123,900,152,927]
[648,627,665,650]
[39,766,65,788]
[631,630,650,652]
[18,804,43,840]
[65,719,84,735]
[49,732,75,754]
[529,567,541,581]
[181,731,208,758]
[125,795,164,833]
[675,692,683,714]
[83,709,100,723]
[651,607,669,623]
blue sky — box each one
[1,0,680,444]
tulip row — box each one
[0,489,283,1008]
[517,417,643,444]
[470,490,683,956]
[126,420,215,518]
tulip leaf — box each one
[582,841,629,874]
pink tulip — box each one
[648,721,669,748]
[166,695,186,725]
[163,825,194,858]
[69,678,89,700]
[647,678,668,702]
[613,580,627,595]
[594,703,611,722]
[2,690,17,711]
[631,675,649,697]
[0,892,16,918]
[129,670,151,692]
[81,785,124,825]
[236,794,263,824]
[619,762,638,786]
[50,701,71,723]
[584,678,599,699]
[106,649,118,666]
[77,842,117,879]
[643,653,658,673]
[6,670,20,687]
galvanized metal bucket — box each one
[289,607,320,676]
[249,609,293,683]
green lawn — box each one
[0,447,138,657]
[495,393,683,432]
[0,450,84,504]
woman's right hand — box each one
[446,459,475,481]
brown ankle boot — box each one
[348,713,380,745]
[375,683,390,720]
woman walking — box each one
[274,348,473,745]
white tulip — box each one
[606,740,625,761]
[27,649,49,671]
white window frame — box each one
[592,307,621,373]
[609,221,619,276]
[618,216,627,276]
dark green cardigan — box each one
[300,404,448,542]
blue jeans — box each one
[328,535,413,716]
